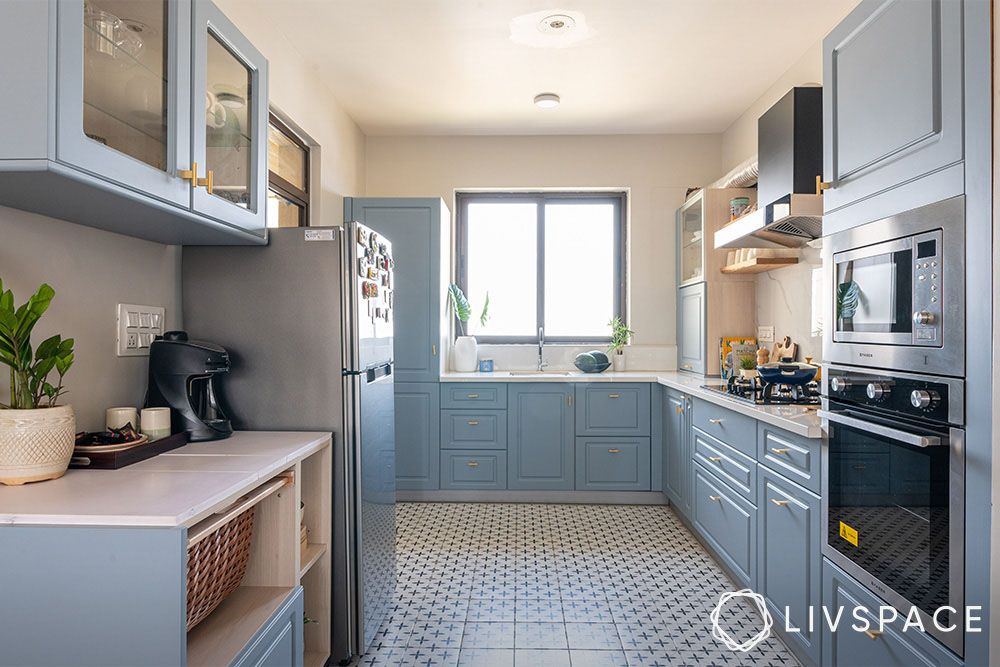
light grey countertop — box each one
[442,370,823,438]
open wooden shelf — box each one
[720,257,798,274]
[300,542,327,577]
[187,586,294,667]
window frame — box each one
[267,112,310,227]
[455,190,627,344]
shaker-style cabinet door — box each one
[55,0,193,206]
[677,282,706,375]
[663,389,690,517]
[394,382,440,490]
[822,0,963,229]
[190,0,268,235]
[508,383,574,490]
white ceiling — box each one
[267,1,858,136]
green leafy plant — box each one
[607,317,634,355]
[447,283,489,336]
[0,280,75,410]
[836,280,860,320]
[739,355,757,371]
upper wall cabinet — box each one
[821,0,964,234]
[0,0,268,245]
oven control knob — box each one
[912,310,936,325]
[866,383,889,400]
[910,389,938,409]
[830,377,849,393]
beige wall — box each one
[365,134,722,353]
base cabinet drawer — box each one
[822,560,962,667]
[441,450,507,489]
[441,383,507,409]
[441,410,507,450]
[575,437,650,491]
[691,398,757,456]
[575,384,651,436]
[692,465,756,587]
[758,423,821,494]
[692,427,756,502]
[232,586,304,667]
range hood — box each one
[714,86,823,249]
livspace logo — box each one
[710,590,983,652]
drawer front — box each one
[691,398,756,456]
[441,450,507,489]
[441,410,507,450]
[575,384,651,436]
[441,383,507,409]
[575,437,650,491]
[692,465,756,587]
[692,427,756,502]
[822,560,963,667]
[758,422,821,494]
[233,586,304,667]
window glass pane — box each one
[268,123,307,191]
[544,203,616,337]
[465,202,537,337]
[267,190,302,227]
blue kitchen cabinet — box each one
[757,467,821,666]
[758,422,822,495]
[441,450,507,490]
[394,382,440,490]
[692,426,756,503]
[441,383,507,409]
[441,410,507,450]
[233,587,304,667]
[692,463,757,588]
[822,559,963,667]
[575,436,651,491]
[575,383,651,436]
[822,0,965,233]
[345,197,450,383]
[0,0,269,244]
[508,383,575,490]
[677,282,706,374]
[691,397,757,457]
[663,388,691,516]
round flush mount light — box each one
[534,93,561,109]
[538,14,576,34]
[510,10,593,49]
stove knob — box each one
[866,383,889,400]
[912,310,935,326]
[830,377,849,393]
[910,389,938,409]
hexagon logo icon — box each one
[709,589,774,652]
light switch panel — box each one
[117,304,165,357]
[757,326,775,344]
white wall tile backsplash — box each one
[754,245,823,362]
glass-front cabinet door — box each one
[677,191,705,285]
[191,0,268,234]
[56,0,192,206]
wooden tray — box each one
[70,432,189,470]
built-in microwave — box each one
[822,196,964,377]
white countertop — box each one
[0,431,331,528]
[442,370,823,438]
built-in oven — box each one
[821,365,964,656]
[822,196,964,377]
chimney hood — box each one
[714,86,823,249]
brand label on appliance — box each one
[839,521,859,547]
[304,229,335,241]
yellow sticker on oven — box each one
[839,521,859,547]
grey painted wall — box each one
[0,206,181,431]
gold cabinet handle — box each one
[467,420,479,425]
[607,448,621,453]
[770,447,789,455]
[467,393,479,399]
[709,418,723,425]
[816,175,832,195]
[466,461,479,467]
[863,629,882,640]
[197,169,214,195]
[608,393,620,399]
[178,162,198,185]
[770,499,790,507]
[709,495,721,502]
[675,405,683,415]
[707,456,722,463]
[432,344,437,356]
[853,464,867,471]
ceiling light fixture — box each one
[534,93,560,109]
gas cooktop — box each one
[702,376,821,406]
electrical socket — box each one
[117,304,165,357]
[757,326,775,344]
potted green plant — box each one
[447,284,489,372]
[607,317,634,372]
[0,280,76,485]
[738,354,758,380]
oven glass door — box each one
[826,411,952,619]
[833,238,913,342]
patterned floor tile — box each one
[513,648,571,666]
[462,622,515,649]
[457,648,514,667]
[571,650,630,667]
[399,647,460,666]
[515,599,564,623]
[565,623,622,650]
[514,622,568,649]
[467,599,516,622]
[561,599,612,623]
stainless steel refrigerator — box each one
[182,222,396,664]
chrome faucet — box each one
[537,326,548,372]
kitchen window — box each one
[266,114,309,227]
[456,192,626,343]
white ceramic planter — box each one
[739,369,759,380]
[0,404,75,485]
[612,352,626,372]
[452,336,479,372]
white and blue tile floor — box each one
[358,503,799,666]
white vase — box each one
[612,352,625,372]
[0,404,75,485]
[452,336,478,372]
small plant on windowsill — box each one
[447,283,489,372]
[607,317,634,372]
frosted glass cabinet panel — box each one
[678,191,704,285]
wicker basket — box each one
[186,506,256,631]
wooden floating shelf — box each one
[720,257,799,274]
[300,542,327,577]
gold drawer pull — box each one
[770,499,790,507]
[467,393,479,398]
[608,393,620,398]
[466,461,479,467]
[467,420,480,425]
[816,175,833,195]
[709,418,723,425]
[707,456,722,463]
[864,630,882,640]
[853,464,867,471]
[770,447,789,455]
[607,448,621,453]
[709,495,721,502]
[675,405,683,415]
